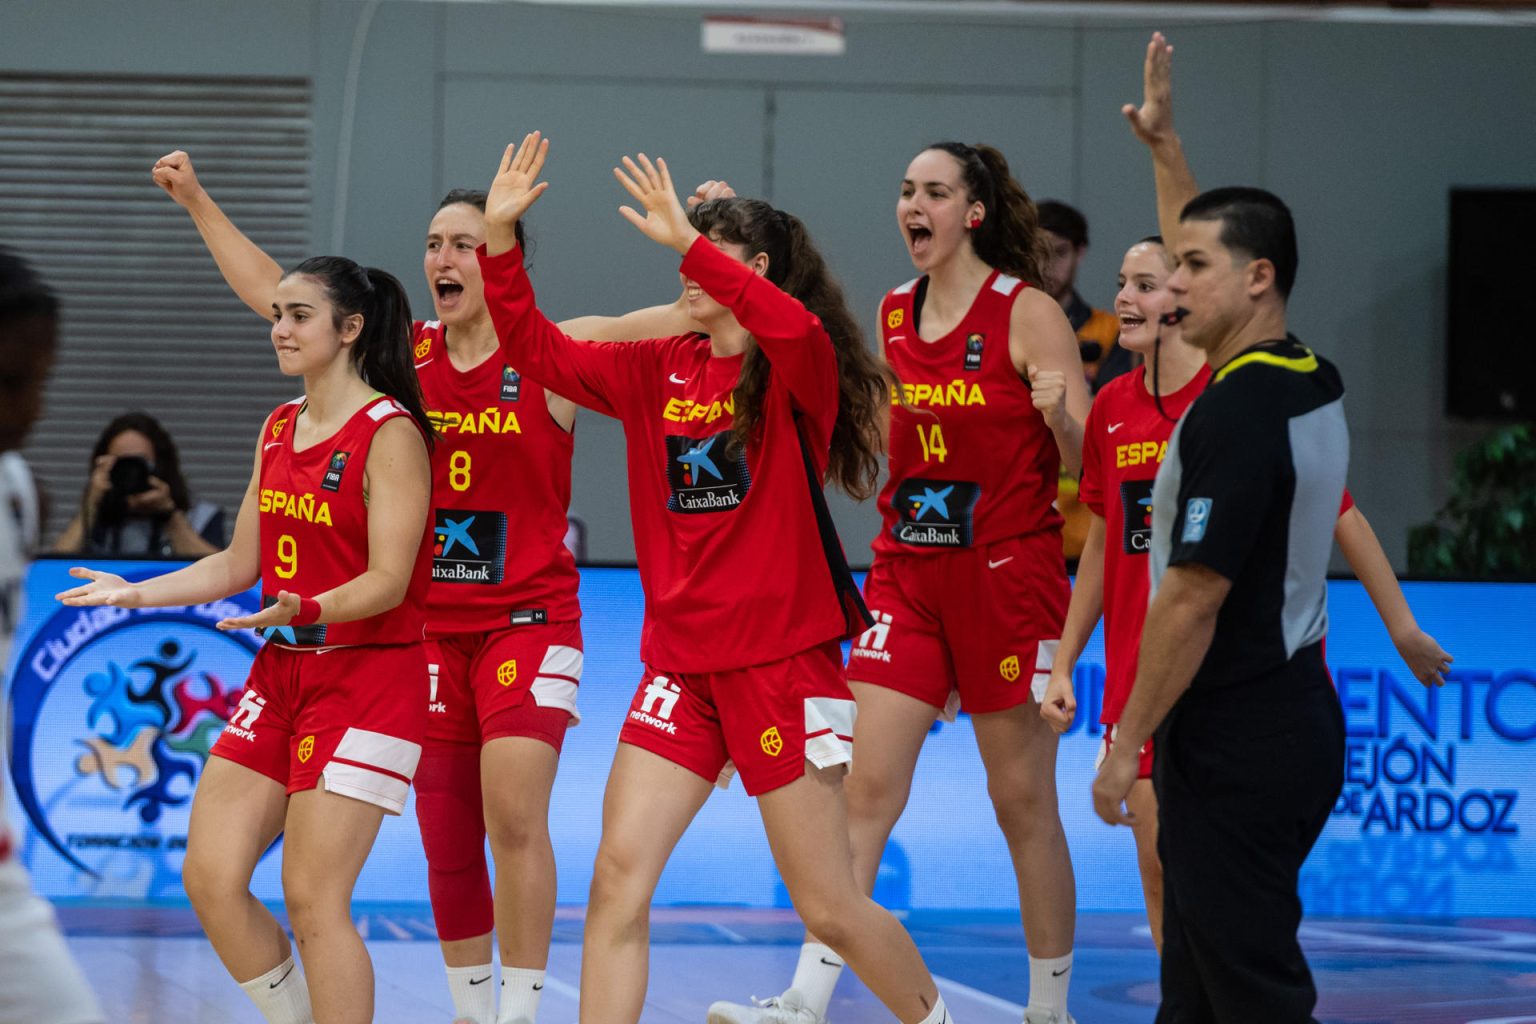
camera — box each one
[108,456,154,497]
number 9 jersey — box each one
[258,395,434,647]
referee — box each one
[1092,188,1347,1023]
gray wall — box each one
[6,1,1533,569]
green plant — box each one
[1408,423,1536,579]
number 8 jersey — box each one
[258,395,433,647]
[872,271,1063,558]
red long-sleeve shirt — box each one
[479,237,865,672]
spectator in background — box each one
[1037,200,1133,390]
[0,247,106,1024]
[52,412,223,558]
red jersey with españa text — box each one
[479,238,868,674]
[1080,364,1211,723]
[872,272,1062,558]
[1081,364,1356,723]
[258,396,433,647]
[413,321,580,636]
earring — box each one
[968,217,981,229]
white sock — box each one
[497,966,546,1024]
[238,955,313,1024]
[1026,952,1072,1014]
[789,941,845,1017]
[446,962,496,1024]
[917,994,952,1024]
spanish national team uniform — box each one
[412,320,583,754]
[848,271,1069,716]
[480,238,866,796]
[1081,363,1211,777]
[1083,362,1355,780]
[209,396,433,815]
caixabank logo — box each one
[6,585,262,880]
[890,477,980,548]
[665,431,752,514]
[432,508,508,584]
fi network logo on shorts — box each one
[665,431,752,514]
[5,583,263,883]
[630,675,681,735]
[432,508,508,585]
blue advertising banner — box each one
[4,561,1533,914]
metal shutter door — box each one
[0,72,311,548]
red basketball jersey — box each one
[413,321,580,636]
[258,396,432,647]
[872,272,1062,558]
[1079,364,1211,723]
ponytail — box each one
[923,142,1049,287]
[287,257,434,444]
[689,198,892,500]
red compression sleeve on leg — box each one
[414,744,494,941]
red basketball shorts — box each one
[846,531,1069,716]
[618,641,855,797]
[210,643,429,814]
[423,620,583,753]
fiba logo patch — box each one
[6,585,263,881]
[497,659,518,687]
[1182,497,1213,543]
[320,450,350,492]
[500,366,522,403]
[297,735,315,763]
[964,333,984,372]
[432,508,508,585]
[760,726,784,757]
[665,431,752,514]
[887,307,905,330]
[999,655,1021,682]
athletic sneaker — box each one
[1022,1011,1077,1024]
[706,989,826,1024]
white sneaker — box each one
[1022,1011,1077,1024]
[706,989,827,1024]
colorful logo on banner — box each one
[6,586,262,877]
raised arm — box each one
[1334,503,1452,687]
[613,152,835,416]
[1123,33,1200,252]
[153,151,284,317]
[58,430,265,609]
[479,133,640,419]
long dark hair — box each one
[923,142,1049,286]
[78,412,193,540]
[688,198,891,500]
[286,256,433,443]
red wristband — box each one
[291,596,322,626]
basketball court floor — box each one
[56,904,1536,1023]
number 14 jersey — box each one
[872,271,1063,559]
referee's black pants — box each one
[1152,645,1345,1024]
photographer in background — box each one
[52,412,223,558]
